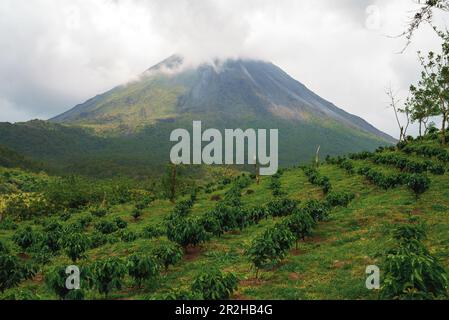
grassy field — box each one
[0,137,448,300]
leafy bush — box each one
[325,191,355,207]
[200,214,223,237]
[95,221,118,235]
[131,208,142,221]
[191,269,238,300]
[302,200,330,222]
[127,253,160,287]
[142,224,165,239]
[206,203,242,233]
[172,199,194,217]
[42,221,64,252]
[60,232,90,262]
[246,206,268,224]
[113,217,128,229]
[406,174,431,199]
[246,224,295,277]
[380,222,448,299]
[269,177,284,197]
[223,185,242,207]
[429,163,445,175]
[284,209,315,249]
[153,243,183,271]
[266,198,298,217]
[90,206,108,218]
[0,216,17,230]
[0,253,35,292]
[339,160,354,174]
[166,216,209,249]
[357,166,408,189]
[118,230,138,242]
[13,226,40,251]
[91,257,127,297]
[45,265,85,300]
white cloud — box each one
[0,0,447,137]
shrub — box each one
[127,253,160,287]
[114,217,128,229]
[118,230,138,242]
[325,191,355,207]
[45,265,85,300]
[0,253,35,293]
[95,221,118,235]
[42,221,64,253]
[131,208,142,221]
[191,269,238,300]
[142,224,165,239]
[246,225,295,277]
[89,232,108,249]
[284,209,315,249]
[246,206,268,224]
[28,242,54,265]
[172,199,194,217]
[429,163,445,175]
[302,200,330,222]
[0,216,17,230]
[406,174,431,199]
[90,206,108,218]
[13,226,40,251]
[381,239,448,299]
[153,243,183,271]
[60,232,90,262]
[200,214,223,237]
[166,216,209,249]
[266,198,298,217]
[91,257,127,297]
[223,185,242,207]
[207,203,242,233]
[269,177,284,197]
[340,160,354,174]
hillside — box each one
[51,55,394,143]
[0,57,395,177]
[0,144,43,172]
[0,135,447,300]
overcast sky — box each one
[0,0,447,137]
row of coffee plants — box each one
[357,165,430,199]
[401,144,449,163]
[246,187,355,278]
[153,269,238,300]
[45,241,183,299]
[303,167,332,194]
[370,153,445,175]
[342,151,446,175]
[381,221,448,299]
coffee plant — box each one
[60,232,90,262]
[127,253,160,287]
[91,257,127,297]
[191,269,238,300]
[407,174,431,199]
[153,242,183,271]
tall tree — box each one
[415,31,449,145]
[409,84,439,136]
